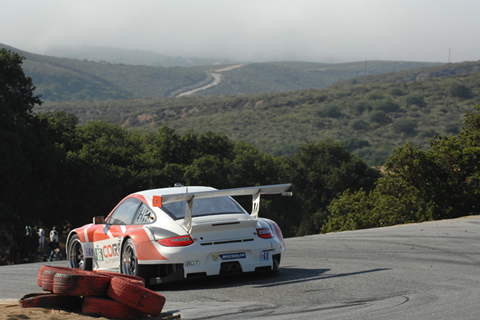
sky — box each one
[1,0,479,63]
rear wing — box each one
[152,183,292,232]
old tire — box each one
[53,272,111,297]
[82,296,142,320]
[107,276,165,316]
[93,270,145,287]
[38,265,76,288]
[19,293,83,310]
[41,267,81,292]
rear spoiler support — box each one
[154,183,291,232]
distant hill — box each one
[7,43,478,166]
[43,45,235,67]
[36,60,480,166]
[1,43,441,102]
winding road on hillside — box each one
[174,64,245,97]
[2,216,480,319]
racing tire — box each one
[19,293,83,310]
[121,238,151,284]
[107,276,166,316]
[53,272,111,297]
[93,270,145,287]
[273,253,281,272]
[82,296,142,320]
[67,234,90,270]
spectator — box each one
[50,227,59,243]
[47,239,60,261]
[38,228,45,250]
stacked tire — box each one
[20,265,165,319]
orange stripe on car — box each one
[128,229,167,261]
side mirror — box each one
[93,216,105,224]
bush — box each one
[349,119,370,131]
[393,118,417,135]
[316,105,344,118]
[373,99,400,113]
[449,83,471,99]
[369,111,391,125]
[404,93,427,108]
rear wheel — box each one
[273,254,281,272]
[121,238,138,276]
[121,238,151,283]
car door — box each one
[93,198,141,270]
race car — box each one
[66,183,291,285]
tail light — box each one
[157,235,194,247]
[256,228,273,239]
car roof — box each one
[134,186,217,200]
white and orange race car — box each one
[66,183,291,285]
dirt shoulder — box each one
[0,299,179,320]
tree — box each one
[0,49,41,128]
[404,93,426,108]
[291,140,381,235]
[449,83,471,99]
[369,111,391,125]
[0,49,43,263]
[393,118,417,135]
[324,104,480,233]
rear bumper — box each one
[141,238,283,283]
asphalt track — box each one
[1,216,480,319]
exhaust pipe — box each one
[220,262,242,274]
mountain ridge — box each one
[1,43,441,102]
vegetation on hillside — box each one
[1,43,439,102]
[324,104,480,232]
[38,61,480,165]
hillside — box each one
[36,60,480,166]
[43,45,235,67]
[1,43,439,101]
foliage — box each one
[291,140,381,235]
[324,104,480,233]
[0,48,44,262]
[1,44,440,102]
[35,61,480,166]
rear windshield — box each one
[162,196,246,220]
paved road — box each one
[176,64,244,97]
[2,216,480,319]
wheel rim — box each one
[122,243,137,275]
[69,239,84,269]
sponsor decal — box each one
[86,248,94,257]
[260,251,269,261]
[95,248,104,262]
[219,252,246,260]
[185,260,200,267]
[212,255,219,261]
[95,243,120,264]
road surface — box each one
[1,216,479,319]
[176,64,244,97]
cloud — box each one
[1,0,479,63]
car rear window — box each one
[162,196,246,220]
